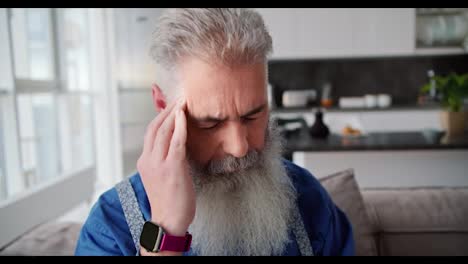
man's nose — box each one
[222,122,249,158]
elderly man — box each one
[75,8,354,256]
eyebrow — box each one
[192,103,267,123]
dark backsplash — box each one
[268,54,468,107]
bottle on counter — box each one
[309,109,330,139]
[320,82,333,108]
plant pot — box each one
[440,111,466,137]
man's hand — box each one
[137,99,195,255]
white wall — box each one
[114,8,163,89]
[113,8,166,176]
[119,91,154,152]
[119,90,155,176]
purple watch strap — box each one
[160,232,192,252]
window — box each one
[18,94,59,188]
[0,9,13,92]
[57,94,94,173]
[1,8,95,200]
[0,8,117,249]
[11,8,55,81]
[61,8,91,91]
[0,106,6,200]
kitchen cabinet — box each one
[352,8,415,56]
[293,150,468,188]
[257,8,416,59]
[259,8,355,59]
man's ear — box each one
[151,84,167,112]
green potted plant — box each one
[421,72,468,136]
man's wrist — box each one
[151,218,188,237]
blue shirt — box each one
[75,159,355,256]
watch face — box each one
[140,221,162,252]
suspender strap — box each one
[115,179,146,253]
[291,204,315,256]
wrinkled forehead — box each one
[178,58,268,118]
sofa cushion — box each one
[319,169,378,256]
[361,187,468,256]
[0,221,82,256]
[378,233,468,256]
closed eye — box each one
[240,104,266,122]
[199,122,221,130]
[242,116,258,122]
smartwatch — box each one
[140,221,192,253]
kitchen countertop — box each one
[283,128,468,152]
[271,103,442,113]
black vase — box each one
[310,110,330,139]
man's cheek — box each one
[186,126,200,157]
[249,120,267,150]
[186,129,214,162]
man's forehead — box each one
[187,100,224,118]
[177,57,267,117]
[186,95,265,119]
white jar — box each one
[364,94,377,108]
[377,94,392,108]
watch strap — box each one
[160,232,192,252]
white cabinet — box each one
[351,8,415,56]
[256,8,416,59]
[257,8,300,59]
[258,8,354,59]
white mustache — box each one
[206,150,260,175]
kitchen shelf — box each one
[414,47,467,56]
[416,8,468,16]
[271,104,442,114]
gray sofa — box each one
[1,169,467,256]
[319,169,468,256]
[361,187,468,256]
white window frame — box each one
[0,106,6,200]
[0,8,124,249]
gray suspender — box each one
[115,179,145,253]
[116,178,314,256]
[291,203,314,256]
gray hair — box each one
[149,8,273,100]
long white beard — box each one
[188,122,297,256]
